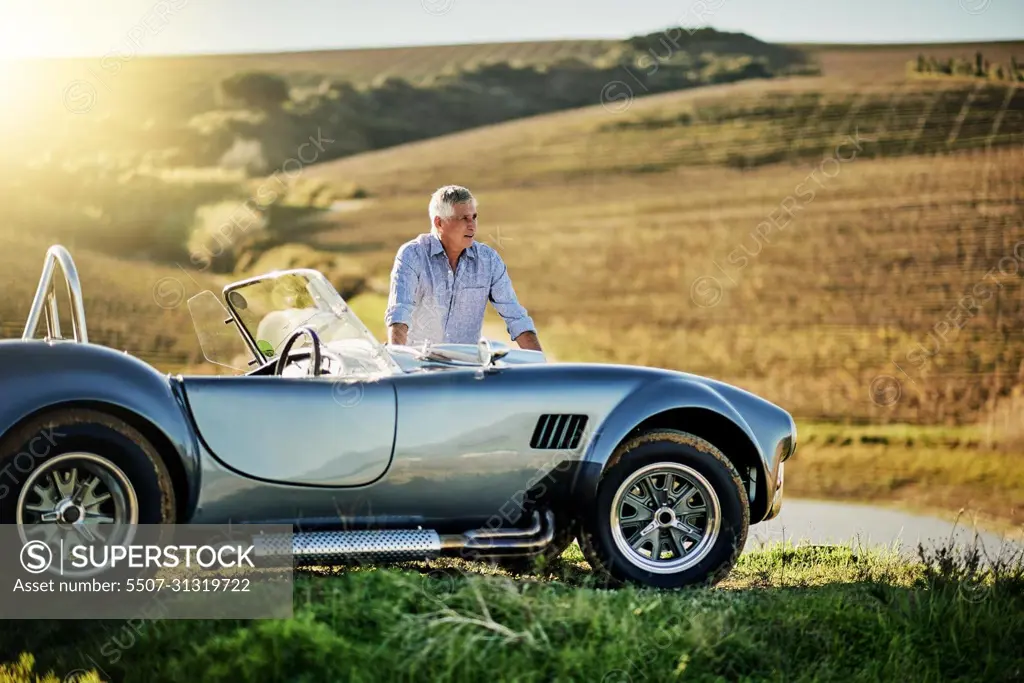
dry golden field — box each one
[3,41,1023,421]
[789,422,1024,532]
[0,230,226,373]
[305,74,1024,427]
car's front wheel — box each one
[579,429,749,589]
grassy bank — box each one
[3,541,1022,683]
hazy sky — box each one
[1,0,1021,59]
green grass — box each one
[4,540,1022,682]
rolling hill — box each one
[302,71,1024,426]
[3,28,814,178]
[2,37,1022,425]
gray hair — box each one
[428,185,476,232]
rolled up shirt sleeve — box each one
[385,243,419,327]
[488,253,535,340]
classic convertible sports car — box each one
[0,245,795,588]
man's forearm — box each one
[514,330,542,351]
[388,323,409,345]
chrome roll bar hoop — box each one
[22,245,89,343]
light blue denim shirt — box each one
[385,233,536,345]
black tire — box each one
[0,408,177,590]
[579,429,749,589]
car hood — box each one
[387,342,787,417]
[386,342,548,373]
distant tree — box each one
[220,72,291,110]
[909,50,1024,82]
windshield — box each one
[221,268,398,375]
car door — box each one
[180,375,396,487]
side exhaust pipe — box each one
[251,510,556,565]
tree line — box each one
[196,30,814,173]
[911,51,1024,83]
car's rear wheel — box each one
[579,429,749,589]
[0,408,176,580]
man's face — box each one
[434,201,477,252]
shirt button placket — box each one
[448,269,454,342]
[446,266,454,342]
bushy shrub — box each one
[218,138,269,175]
[186,200,270,273]
[0,160,246,263]
[220,71,291,110]
[241,243,368,298]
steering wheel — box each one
[274,327,348,377]
[275,326,324,377]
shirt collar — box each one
[429,233,445,257]
[429,233,477,259]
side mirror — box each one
[477,337,511,371]
[477,337,494,367]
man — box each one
[385,185,542,351]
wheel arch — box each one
[624,409,768,523]
[571,377,772,523]
[0,399,197,523]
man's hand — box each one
[514,330,542,352]
[388,323,409,346]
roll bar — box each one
[22,245,89,343]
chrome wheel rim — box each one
[16,452,138,578]
[610,462,721,574]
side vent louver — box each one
[530,414,588,450]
